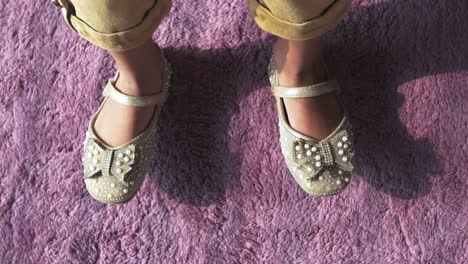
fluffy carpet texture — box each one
[1,0,467,263]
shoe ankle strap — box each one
[272,80,340,98]
[269,57,341,98]
[102,72,168,107]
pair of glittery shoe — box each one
[81,53,354,204]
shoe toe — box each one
[288,166,352,196]
[279,117,355,196]
[84,176,139,204]
[81,133,150,204]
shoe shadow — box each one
[324,0,468,199]
[150,42,272,206]
[151,0,466,204]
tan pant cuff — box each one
[57,0,172,51]
[247,0,352,40]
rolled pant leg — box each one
[246,0,351,40]
[53,0,172,51]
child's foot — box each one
[93,41,164,147]
[273,38,343,140]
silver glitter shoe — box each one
[268,58,355,196]
[81,53,171,204]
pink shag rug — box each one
[1,0,467,263]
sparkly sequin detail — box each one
[269,58,355,196]
[83,142,135,184]
[81,53,172,204]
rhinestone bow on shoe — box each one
[269,59,355,196]
[83,139,135,184]
[81,53,172,204]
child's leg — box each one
[95,40,165,146]
[247,0,351,139]
[273,38,343,140]
[54,0,171,146]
